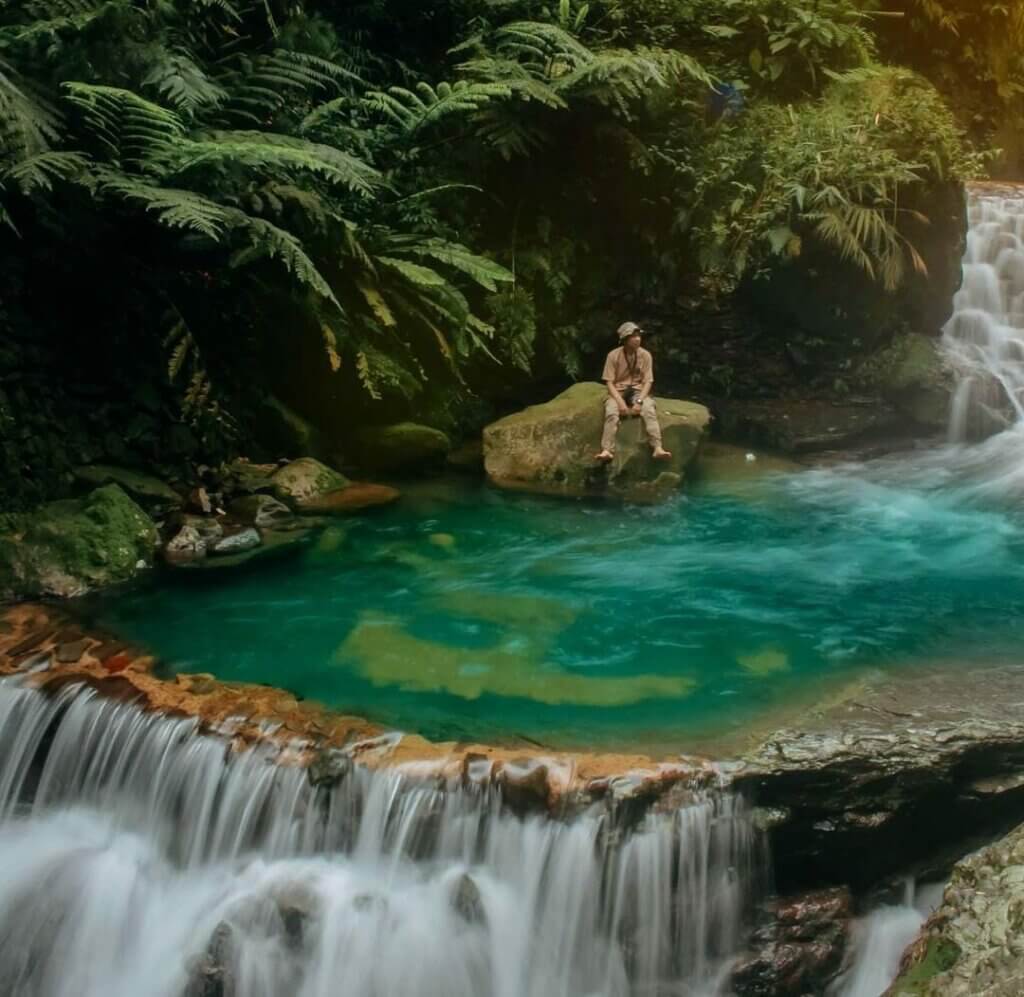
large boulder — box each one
[351,422,451,472]
[0,484,158,599]
[855,332,953,432]
[271,458,349,506]
[887,824,1024,996]
[483,382,710,502]
[73,464,182,514]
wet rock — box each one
[184,922,234,997]
[228,494,293,529]
[732,665,1024,894]
[173,529,310,572]
[271,458,350,506]
[297,483,400,515]
[497,758,551,812]
[483,383,710,503]
[0,485,158,600]
[886,822,1024,996]
[168,514,224,544]
[55,638,90,664]
[165,525,208,562]
[307,748,353,788]
[855,332,953,432]
[731,888,852,997]
[222,459,277,497]
[715,397,905,454]
[211,528,261,556]
[351,422,451,472]
[450,873,487,927]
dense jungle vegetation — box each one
[1,0,1022,506]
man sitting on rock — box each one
[594,322,672,462]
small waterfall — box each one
[943,184,1024,440]
[0,680,763,997]
[832,882,943,997]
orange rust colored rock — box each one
[298,482,400,515]
[0,601,717,808]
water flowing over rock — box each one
[0,679,764,997]
[483,383,710,502]
[943,184,1024,440]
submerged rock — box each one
[297,482,400,515]
[0,485,158,600]
[450,873,487,927]
[483,382,710,502]
[271,458,350,506]
[351,422,451,471]
[887,823,1024,996]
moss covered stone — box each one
[856,332,952,431]
[351,422,451,472]
[483,382,710,503]
[74,464,183,511]
[270,458,350,506]
[0,484,158,600]
[886,821,1024,996]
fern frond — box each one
[92,168,233,237]
[363,80,512,137]
[376,256,447,287]
[63,82,185,168]
[2,150,89,193]
[231,215,341,308]
[170,131,380,196]
[0,59,63,161]
[143,51,228,116]
[387,237,513,291]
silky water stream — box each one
[0,680,761,997]
[3,185,1024,996]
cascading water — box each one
[0,680,762,997]
[943,184,1024,440]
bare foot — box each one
[652,447,672,460]
[594,450,614,462]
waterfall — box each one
[0,680,762,997]
[832,882,943,997]
[943,184,1024,440]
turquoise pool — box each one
[97,439,1024,752]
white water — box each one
[0,680,761,997]
[944,185,1024,441]
[833,883,943,997]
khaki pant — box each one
[602,396,663,453]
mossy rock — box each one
[270,458,350,506]
[856,333,952,431]
[0,484,158,600]
[483,382,710,503]
[74,464,183,511]
[351,422,451,471]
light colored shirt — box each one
[602,346,653,392]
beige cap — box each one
[617,321,642,340]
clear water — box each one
[97,441,1024,752]
[96,185,1024,754]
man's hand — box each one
[617,401,629,416]
[630,404,642,416]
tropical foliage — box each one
[0,0,996,504]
